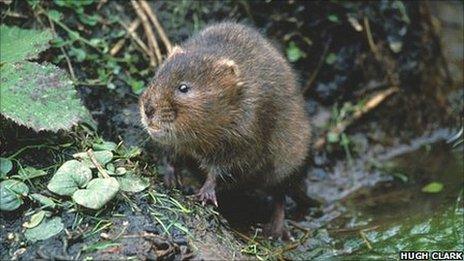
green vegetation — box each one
[0,25,90,131]
[0,179,29,211]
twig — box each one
[155,244,174,258]
[97,0,108,10]
[363,16,381,60]
[139,0,172,53]
[232,229,261,245]
[47,16,76,81]
[303,38,331,96]
[314,86,399,150]
[123,232,167,240]
[359,230,372,250]
[110,19,141,56]
[131,0,162,66]
[329,225,379,233]
[86,149,110,178]
[288,220,311,233]
[118,20,151,58]
[4,11,28,19]
[363,15,400,90]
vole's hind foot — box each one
[263,192,293,241]
[263,223,293,241]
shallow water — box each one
[328,141,464,258]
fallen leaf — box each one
[47,160,92,196]
[72,177,119,209]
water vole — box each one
[139,22,311,238]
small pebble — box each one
[11,248,26,260]
[7,233,15,240]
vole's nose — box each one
[159,107,176,123]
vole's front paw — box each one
[163,163,179,189]
[196,186,218,207]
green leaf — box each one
[78,13,100,26]
[389,41,403,53]
[0,62,91,131]
[23,210,46,228]
[72,177,119,210]
[327,132,340,143]
[106,163,116,175]
[0,157,13,178]
[47,9,63,22]
[0,179,29,211]
[286,41,305,62]
[24,217,64,242]
[53,0,94,8]
[340,133,350,146]
[392,172,408,183]
[129,79,145,94]
[117,173,149,193]
[421,182,444,193]
[69,47,87,62]
[92,141,118,151]
[325,53,337,65]
[107,164,127,176]
[121,146,141,159]
[83,241,120,252]
[328,14,340,23]
[115,167,127,176]
[47,160,92,196]
[73,150,113,169]
[50,36,73,48]
[30,193,56,208]
[13,166,47,181]
[26,0,40,9]
[0,25,52,63]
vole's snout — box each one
[159,107,177,123]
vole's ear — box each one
[215,58,240,77]
[168,45,185,58]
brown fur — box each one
[139,22,311,237]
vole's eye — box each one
[178,84,190,93]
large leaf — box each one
[23,210,47,229]
[24,217,64,242]
[30,193,56,209]
[0,179,29,211]
[117,173,150,193]
[72,177,119,210]
[92,141,118,151]
[0,157,13,179]
[47,160,92,196]
[0,62,90,131]
[0,25,52,63]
